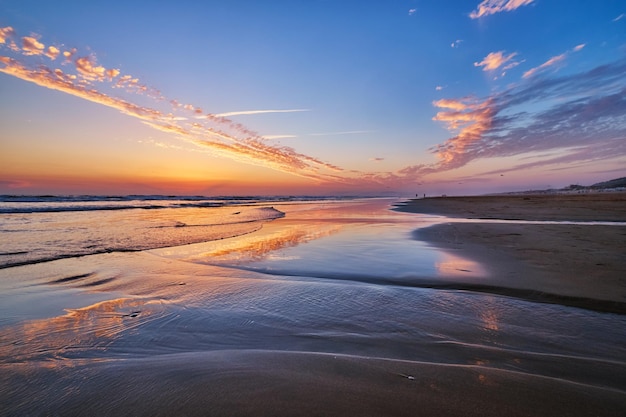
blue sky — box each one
[1,0,625,195]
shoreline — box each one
[394,192,626,221]
[395,193,626,312]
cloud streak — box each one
[470,0,534,19]
[262,135,298,140]
[523,54,566,78]
[523,44,585,79]
[0,26,345,183]
[214,109,309,117]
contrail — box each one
[215,109,309,117]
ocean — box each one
[1,196,624,416]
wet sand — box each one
[395,193,626,311]
[3,350,625,417]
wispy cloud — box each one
[262,135,298,140]
[474,51,519,72]
[0,26,16,44]
[613,13,625,22]
[470,0,534,19]
[522,44,584,79]
[214,109,309,117]
[522,54,566,78]
[354,60,626,191]
[398,58,626,181]
[408,9,417,16]
[0,26,344,183]
[480,138,626,177]
[451,40,463,48]
[431,96,495,165]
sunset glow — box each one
[1,1,624,196]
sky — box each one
[1,0,625,196]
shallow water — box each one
[0,202,284,268]
[1,198,625,416]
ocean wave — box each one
[0,195,352,213]
[0,206,285,269]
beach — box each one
[1,196,625,416]
[395,192,626,221]
[395,192,626,311]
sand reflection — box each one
[0,297,166,363]
[160,222,343,265]
[479,307,500,332]
[435,252,486,277]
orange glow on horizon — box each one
[0,172,342,196]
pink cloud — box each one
[470,0,534,19]
[432,97,495,165]
[433,97,478,111]
[0,57,164,122]
[75,56,108,80]
[63,48,76,61]
[523,53,566,78]
[474,51,518,72]
[0,26,16,44]
[0,49,344,182]
[422,59,626,179]
[45,46,60,60]
[105,68,120,80]
[21,36,45,56]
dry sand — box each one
[395,193,626,312]
[396,192,626,221]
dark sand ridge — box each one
[394,193,626,312]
